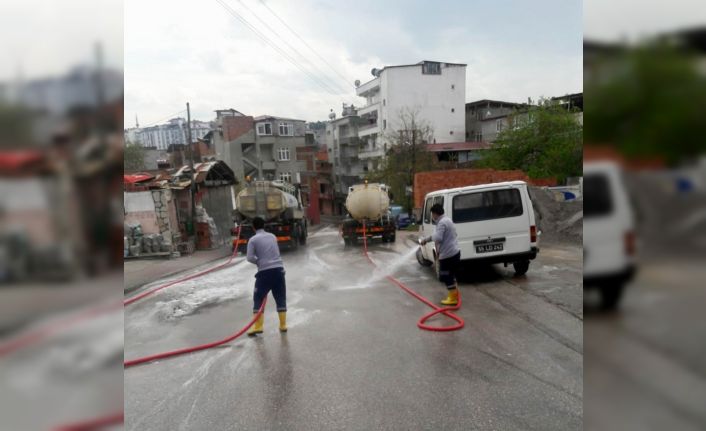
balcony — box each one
[357,102,379,117]
[358,123,380,137]
[358,147,385,159]
[339,136,360,146]
[356,77,380,97]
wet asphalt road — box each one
[125,225,582,430]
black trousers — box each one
[253,267,287,312]
[438,252,461,289]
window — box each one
[383,99,386,106]
[257,122,272,135]
[383,119,387,130]
[475,132,482,141]
[279,122,293,136]
[496,119,504,132]
[584,174,613,218]
[451,108,455,113]
[279,172,292,183]
[278,147,290,161]
[452,189,523,223]
[451,84,455,90]
[423,197,433,224]
[422,61,441,75]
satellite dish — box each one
[371,68,381,77]
[354,80,360,87]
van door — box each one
[451,185,530,259]
[421,196,434,261]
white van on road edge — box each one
[416,181,539,276]
[583,161,636,309]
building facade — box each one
[212,109,308,185]
[354,60,467,169]
[465,99,526,143]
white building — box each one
[126,118,211,150]
[354,60,467,169]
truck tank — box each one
[345,183,390,221]
[235,182,299,222]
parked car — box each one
[583,161,636,309]
[416,181,538,276]
[396,214,413,230]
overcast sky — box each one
[124,0,583,125]
[0,0,123,81]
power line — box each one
[234,0,350,93]
[137,110,187,129]
[258,0,355,88]
[215,0,342,96]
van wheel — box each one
[416,248,433,267]
[513,260,530,276]
[600,283,625,310]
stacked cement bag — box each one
[142,234,167,253]
[126,222,144,256]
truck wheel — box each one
[298,223,307,245]
[513,260,530,276]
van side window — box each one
[423,197,433,224]
[433,196,444,212]
[452,189,523,223]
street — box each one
[125,225,582,430]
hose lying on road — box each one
[123,229,242,306]
[361,224,464,332]
[124,298,267,367]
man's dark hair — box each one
[252,217,265,230]
[430,203,444,216]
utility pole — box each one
[187,102,196,235]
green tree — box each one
[369,108,439,213]
[584,43,706,163]
[480,99,582,183]
[124,142,146,173]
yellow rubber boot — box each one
[441,288,458,306]
[278,311,287,333]
[247,313,264,336]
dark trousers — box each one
[253,267,287,312]
[439,252,461,289]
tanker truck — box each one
[340,182,396,245]
[232,180,307,252]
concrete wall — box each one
[124,190,178,247]
[382,63,466,144]
[413,169,556,209]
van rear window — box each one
[584,174,613,218]
[452,189,523,223]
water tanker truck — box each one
[232,180,307,251]
[341,182,396,245]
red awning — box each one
[123,173,155,184]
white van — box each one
[583,161,636,309]
[416,181,539,276]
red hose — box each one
[52,412,124,431]
[362,224,464,332]
[124,298,267,367]
[123,229,242,306]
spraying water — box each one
[337,246,421,290]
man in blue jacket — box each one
[246,217,287,336]
[420,204,461,305]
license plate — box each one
[476,243,503,253]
